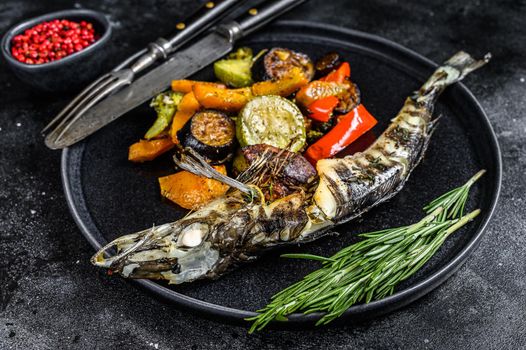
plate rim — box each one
[61,20,502,327]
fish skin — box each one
[91,51,490,284]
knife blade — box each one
[46,31,233,149]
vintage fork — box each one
[42,0,245,145]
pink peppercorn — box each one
[10,18,98,65]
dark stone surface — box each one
[0,0,524,349]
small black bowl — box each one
[1,9,112,92]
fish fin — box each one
[416,51,490,108]
[173,147,258,198]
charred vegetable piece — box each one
[251,67,309,97]
[145,91,184,140]
[315,52,341,78]
[128,137,175,162]
[232,149,250,176]
[296,80,361,114]
[252,47,314,81]
[159,165,229,210]
[177,110,236,164]
[170,91,201,143]
[296,80,349,106]
[320,62,351,84]
[214,47,254,88]
[305,104,377,164]
[335,82,361,113]
[171,80,225,93]
[237,95,306,152]
[193,84,253,113]
[307,95,339,122]
[241,144,316,201]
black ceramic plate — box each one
[61,21,501,327]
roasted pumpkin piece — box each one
[170,91,201,143]
[251,67,309,97]
[193,84,253,113]
[171,79,226,93]
[158,165,229,210]
[128,137,175,162]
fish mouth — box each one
[91,222,220,284]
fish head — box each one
[91,221,221,284]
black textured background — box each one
[1,0,525,349]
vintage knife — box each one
[46,0,307,149]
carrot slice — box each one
[171,80,225,93]
[170,91,201,143]
[193,84,252,113]
[128,137,175,162]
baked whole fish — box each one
[91,51,490,284]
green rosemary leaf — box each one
[247,171,485,333]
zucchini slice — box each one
[177,110,236,164]
[236,95,306,152]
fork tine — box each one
[50,76,130,146]
[41,73,111,134]
[45,75,119,143]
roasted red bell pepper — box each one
[307,95,339,122]
[305,104,378,164]
[320,62,351,83]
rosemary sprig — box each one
[247,170,485,333]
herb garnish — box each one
[247,170,485,332]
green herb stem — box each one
[247,171,485,333]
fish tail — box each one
[415,51,491,109]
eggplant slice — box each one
[314,52,342,79]
[252,48,314,82]
[177,110,236,164]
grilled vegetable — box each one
[296,80,361,114]
[193,69,308,113]
[145,91,184,140]
[320,61,351,84]
[171,80,225,93]
[307,95,339,122]
[314,52,341,78]
[251,67,309,97]
[334,82,360,113]
[128,137,175,162]
[237,95,306,152]
[177,110,236,164]
[214,47,254,88]
[232,149,249,176]
[170,91,201,143]
[193,84,253,113]
[252,47,314,81]
[158,165,229,210]
[305,104,378,163]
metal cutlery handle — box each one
[130,0,244,73]
[236,0,307,37]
